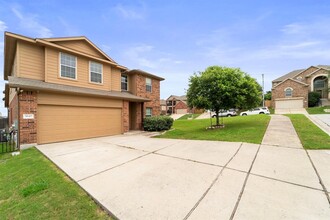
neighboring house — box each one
[272,65,330,109]
[3,32,164,147]
[160,99,166,115]
[166,95,190,114]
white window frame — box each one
[89,61,103,84]
[146,107,152,117]
[121,74,128,91]
[146,78,152,92]
[284,87,293,97]
[59,52,77,80]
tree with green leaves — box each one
[264,91,272,100]
[187,66,262,126]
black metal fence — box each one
[0,130,18,154]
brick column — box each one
[19,91,37,145]
[122,101,129,132]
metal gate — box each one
[0,130,18,154]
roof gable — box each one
[273,78,309,89]
[43,37,115,62]
[273,65,330,83]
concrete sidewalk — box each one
[37,115,330,220]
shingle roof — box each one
[272,69,304,82]
[124,69,165,81]
[7,77,150,102]
[272,65,330,83]
[168,95,187,101]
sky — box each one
[1,0,330,116]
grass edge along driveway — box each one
[158,114,270,144]
[0,148,112,220]
[287,114,330,149]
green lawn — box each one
[287,114,330,149]
[0,148,112,220]
[306,106,330,114]
[177,113,201,120]
[158,115,270,144]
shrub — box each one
[143,116,174,131]
[308,92,321,107]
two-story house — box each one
[3,32,164,147]
[272,65,329,109]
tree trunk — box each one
[215,110,220,126]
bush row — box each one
[143,116,174,131]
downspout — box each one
[141,102,144,130]
[16,87,20,151]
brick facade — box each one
[271,79,309,108]
[135,74,161,116]
[122,100,129,132]
[18,91,38,145]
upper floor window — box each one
[121,74,128,91]
[314,76,327,89]
[146,78,152,92]
[285,88,292,97]
[146,107,152,117]
[60,53,76,79]
[90,61,103,83]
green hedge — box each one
[143,116,174,131]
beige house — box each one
[3,32,164,147]
[272,65,330,109]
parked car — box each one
[211,109,237,117]
[240,107,270,116]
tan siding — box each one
[18,41,44,80]
[37,105,122,144]
[111,67,121,91]
[45,48,112,91]
[11,53,17,77]
[55,40,107,59]
[9,88,17,104]
[129,74,137,95]
[37,92,122,108]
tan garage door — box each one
[275,99,303,109]
[176,109,187,114]
[38,105,122,144]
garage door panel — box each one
[38,105,122,144]
[275,99,303,109]
[176,109,187,114]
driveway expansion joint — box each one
[304,149,330,205]
[250,173,325,192]
[77,143,176,182]
[229,144,261,220]
[183,143,244,220]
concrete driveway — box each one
[308,114,330,135]
[37,117,330,219]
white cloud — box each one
[101,44,112,53]
[11,4,52,37]
[123,44,185,69]
[0,20,7,32]
[197,18,330,65]
[58,17,79,36]
[113,3,145,20]
[124,44,155,68]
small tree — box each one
[264,91,272,100]
[187,66,262,126]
